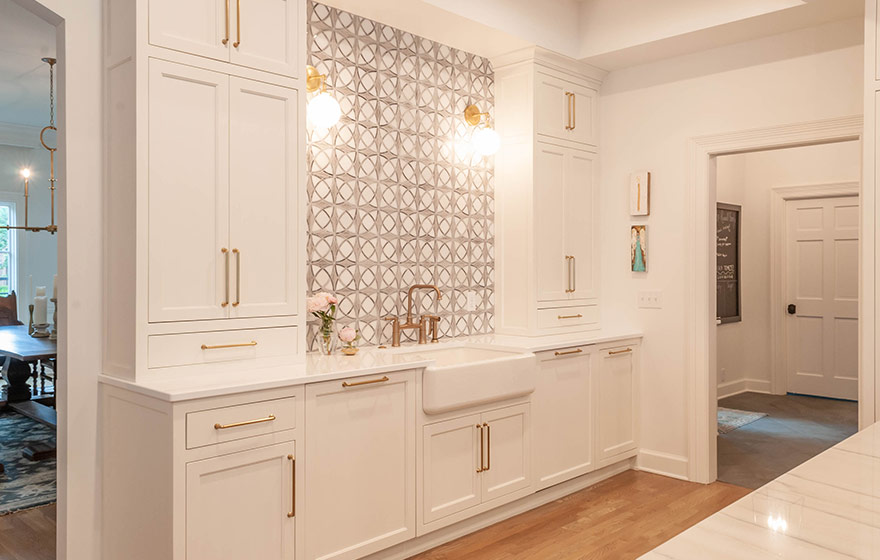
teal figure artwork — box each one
[631,225,647,272]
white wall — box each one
[0,123,59,323]
[599,17,863,478]
[715,141,861,399]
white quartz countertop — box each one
[98,329,641,402]
[640,420,880,559]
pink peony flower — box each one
[306,295,330,313]
[338,326,358,343]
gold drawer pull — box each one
[476,424,484,473]
[214,414,275,430]
[554,348,583,356]
[201,341,258,350]
[287,454,295,518]
[483,422,490,471]
[558,314,583,320]
[609,348,633,355]
[342,375,389,388]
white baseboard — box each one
[717,378,773,399]
[636,449,689,480]
[362,458,636,560]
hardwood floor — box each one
[408,471,749,560]
[0,504,55,560]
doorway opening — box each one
[0,0,62,556]
[713,141,860,489]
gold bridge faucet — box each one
[384,284,442,347]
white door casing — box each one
[785,196,859,400]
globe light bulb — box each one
[308,91,342,129]
[472,127,500,157]
[20,168,31,179]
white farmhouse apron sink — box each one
[404,345,537,414]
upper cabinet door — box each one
[149,0,230,62]
[229,78,299,318]
[565,150,597,300]
[535,70,598,147]
[148,60,230,323]
[535,144,570,302]
[230,0,300,77]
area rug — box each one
[0,410,56,515]
[718,407,767,434]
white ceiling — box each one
[0,0,56,127]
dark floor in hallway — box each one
[717,392,858,489]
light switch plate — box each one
[638,290,663,309]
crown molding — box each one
[491,46,607,87]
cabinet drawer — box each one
[187,396,297,449]
[537,305,599,329]
[148,326,298,369]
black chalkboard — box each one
[717,203,741,324]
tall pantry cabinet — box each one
[103,0,306,381]
[494,48,606,336]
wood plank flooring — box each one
[408,471,749,560]
[0,504,55,560]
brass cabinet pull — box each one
[287,454,295,518]
[483,422,490,471]
[476,424,484,473]
[232,248,241,307]
[555,348,583,356]
[571,255,576,292]
[222,248,230,307]
[201,341,258,350]
[558,314,583,320]
[571,93,576,130]
[564,92,573,130]
[341,375,389,388]
[609,348,633,355]
[213,413,275,430]
[565,255,574,293]
[222,0,230,45]
[233,0,241,47]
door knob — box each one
[787,304,796,315]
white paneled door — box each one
[785,196,859,400]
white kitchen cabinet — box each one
[186,441,296,560]
[596,343,640,464]
[533,347,594,490]
[147,59,299,324]
[305,370,416,560]
[535,69,597,147]
[535,144,597,303]
[422,403,531,528]
[149,0,300,77]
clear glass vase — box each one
[316,324,336,355]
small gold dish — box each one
[341,347,359,356]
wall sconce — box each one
[464,104,500,157]
[306,65,341,130]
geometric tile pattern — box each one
[307,1,495,347]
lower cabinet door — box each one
[422,414,483,524]
[305,370,416,560]
[480,404,531,504]
[597,344,638,462]
[186,441,296,560]
[534,349,593,490]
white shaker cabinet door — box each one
[148,60,230,323]
[422,414,483,524]
[305,370,416,560]
[228,77,299,318]
[186,441,296,560]
[149,0,230,62]
[564,150,597,300]
[229,0,300,77]
[480,404,531,505]
[596,345,638,462]
[535,144,570,302]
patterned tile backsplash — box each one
[306,1,495,348]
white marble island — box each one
[641,422,880,559]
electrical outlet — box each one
[638,290,663,309]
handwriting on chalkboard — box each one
[717,203,741,323]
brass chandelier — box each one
[11,57,58,235]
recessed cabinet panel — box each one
[535,145,569,302]
[305,371,415,560]
[534,351,593,490]
[230,0,299,76]
[481,404,531,504]
[149,0,229,62]
[535,71,597,147]
[186,442,295,560]
[565,151,597,299]
[148,60,229,323]
[229,78,299,318]
[422,414,482,524]
[597,346,638,461]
